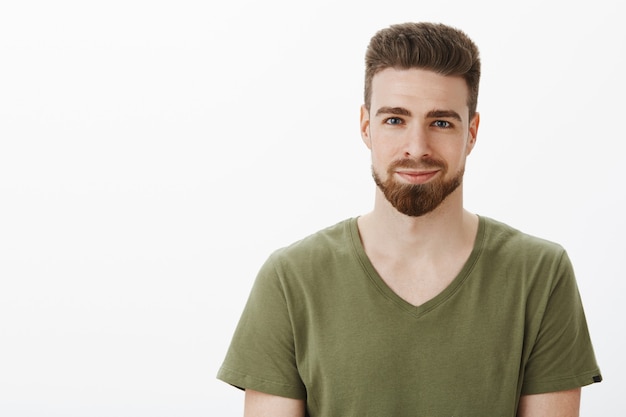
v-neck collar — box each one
[348,215,486,318]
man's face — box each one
[360,68,479,217]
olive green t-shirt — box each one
[217,216,601,416]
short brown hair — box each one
[364,22,481,118]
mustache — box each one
[389,156,447,171]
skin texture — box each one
[244,389,305,417]
[361,67,478,197]
[518,388,581,416]
[242,67,583,416]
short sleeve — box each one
[521,251,602,394]
[216,255,307,399]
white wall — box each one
[0,1,622,415]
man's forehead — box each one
[370,68,470,117]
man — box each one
[217,22,601,416]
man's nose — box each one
[403,127,432,158]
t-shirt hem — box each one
[216,366,307,400]
[521,369,602,395]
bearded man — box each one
[218,22,602,417]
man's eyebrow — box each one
[427,109,462,122]
[375,106,412,117]
[374,107,463,122]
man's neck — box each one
[357,187,478,259]
[356,187,479,306]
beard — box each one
[372,156,464,217]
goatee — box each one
[372,157,464,217]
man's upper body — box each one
[218,216,601,416]
[217,22,601,416]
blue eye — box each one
[385,117,403,125]
[433,120,451,128]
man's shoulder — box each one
[269,217,357,263]
[480,216,566,257]
[255,218,360,287]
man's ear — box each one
[360,105,372,149]
[466,112,480,155]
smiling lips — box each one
[395,170,440,184]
